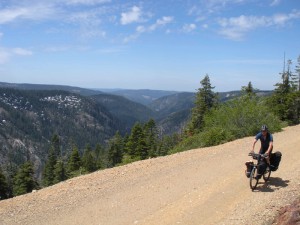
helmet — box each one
[261,125,268,131]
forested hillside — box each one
[91,93,155,131]
[0,89,123,180]
[0,82,102,96]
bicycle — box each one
[248,152,271,190]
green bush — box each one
[171,133,203,153]
[203,97,283,138]
[172,96,284,153]
[198,127,234,147]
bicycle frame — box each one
[248,153,271,190]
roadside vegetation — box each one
[0,56,299,200]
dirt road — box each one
[1,125,300,225]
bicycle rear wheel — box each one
[263,166,271,181]
[249,167,258,190]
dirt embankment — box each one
[0,125,300,225]
[272,197,300,225]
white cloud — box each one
[182,23,197,33]
[136,25,146,33]
[217,10,300,40]
[121,6,142,25]
[12,48,33,56]
[123,16,174,43]
[189,0,246,19]
[149,16,173,31]
[0,47,32,64]
[202,24,209,29]
[0,4,57,24]
[156,16,173,25]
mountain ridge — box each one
[0,82,274,177]
[0,88,124,177]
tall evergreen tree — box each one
[13,162,37,196]
[241,81,256,96]
[158,133,181,156]
[108,131,124,167]
[296,55,300,91]
[0,167,8,200]
[5,154,17,198]
[188,74,218,134]
[82,144,97,173]
[294,56,300,121]
[51,134,61,157]
[42,134,62,187]
[42,147,57,187]
[94,144,106,169]
[67,145,81,177]
[269,59,300,124]
[125,123,147,160]
[144,119,159,157]
[53,159,66,184]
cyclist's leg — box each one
[266,146,273,165]
[257,160,267,179]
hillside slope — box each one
[0,125,300,225]
[0,88,123,176]
[91,93,155,131]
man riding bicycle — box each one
[251,125,273,179]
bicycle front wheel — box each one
[250,167,258,190]
[263,166,271,182]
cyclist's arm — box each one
[252,138,258,152]
[265,133,273,155]
[252,133,261,152]
[265,141,273,155]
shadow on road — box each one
[255,177,290,192]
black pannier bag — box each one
[270,151,282,171]
[245,161,254,178]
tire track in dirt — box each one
[0,125,299,225]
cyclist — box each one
[251,125,273,179]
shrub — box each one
[173,96,283,153]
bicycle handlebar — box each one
[248,152,268,160]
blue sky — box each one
[0,0,300,92]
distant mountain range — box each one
[0,81,273,177]
[96,88,179,105]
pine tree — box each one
[5,155,17,198]
[94,144,106,169]
[42,147,57,187]
[188,74,218,134]
[51,134,61,157]
[125,123,147,160]
[157,133,180,156]
[294,56,300,123]
[0,167,8,200]
[82,144,97,173]
[67,145,81,177]
[13,162,37,196]
[108,131,124,167]
[42,134,62,187]
[53,160,66,184]
[269,59,300,125]
[296,56,300,91]
[144,119,159,157]
[241,81,256,97]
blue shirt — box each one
[255,132,273,153]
